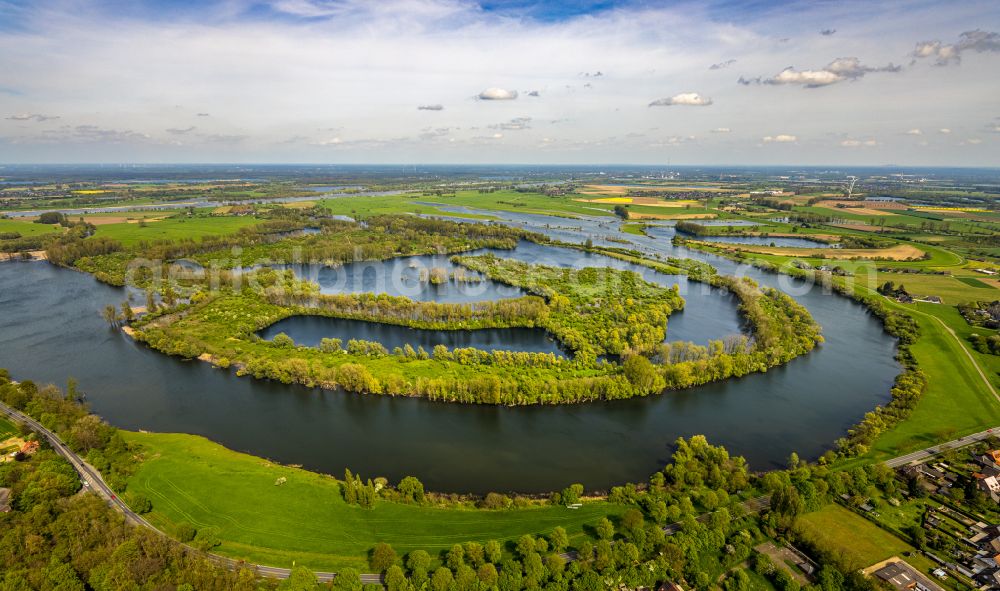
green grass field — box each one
[858,271,1000,304]
[621,222,647,236]
[91,215,261,246]
[417,190,618,218]
[318,194,498,220]
[320,190,619,219]
[0,218,62,238]
[795,504,926,571]
[956,276,993,289]
[124,431,622,571]
[0,416,17,440]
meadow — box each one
[124,431,622,571]
[408,190,618,218]
[794,504,931,572]
[318,193,498,220]
[0,218,61,238]
[0,416,17,440]
[90,214,261,246]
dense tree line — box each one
[0,372,271,590]
[270,291,550,331]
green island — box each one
[63,213,822,405]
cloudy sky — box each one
[1,0,998,165]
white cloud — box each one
[767,68,843,87]
[763,134,797,143]
[6,113,59,122]
[166,126,196,134]
[966,138,983,144]
[478,88,518,101]
[648,135,696,147]
[417,104,443,111]
[939,128,952,134]
[649,92,713,107]
[709,59,736,70]
[747,57,901,88]
[1,0,998,165]
[906,128,923,135]
[490,117,531,131]
[912,30,1000,65]
[27,125,151,143]
[840,138,878,147]
[711,127,731,133]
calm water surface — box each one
[261,316,566,356]
[0,214,899,493]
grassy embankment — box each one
[680,237,1000,465]
[123,431,622,572]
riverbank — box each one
[0,250,47,262]
[122,429,623,572]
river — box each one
[0,210,899,493]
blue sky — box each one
[0,0,998,164]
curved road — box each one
[0,401,379,585]
[3,399,996,584]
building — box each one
[874,561,946,591]
[982,450,1000,473]
[979,475,1000,503]
[875,562,918,590]
[19,440,39,456]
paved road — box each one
[0,401,380,585]
[883,426,999,468]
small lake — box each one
[697,235,834,248]
[260,316,566,356]
[687,220,762,227]
[284,253,526,304]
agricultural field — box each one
[89,213,261,246]
[124,431,622,571]
[693,241,926,261]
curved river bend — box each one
[0,214,899,493]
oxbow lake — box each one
[0,211,899,493]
